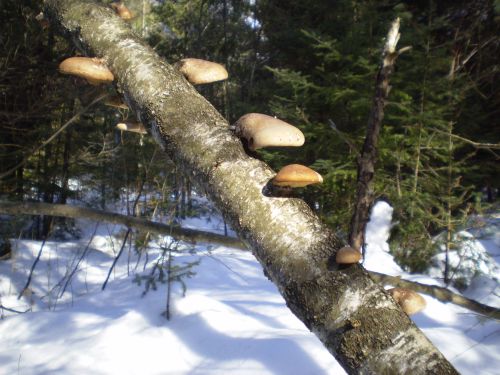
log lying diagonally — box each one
[43,1,458,373]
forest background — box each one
[0,0,499,289]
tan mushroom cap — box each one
[105,95,129,109]
[387,287,427,315]
[59,57,114,85]
[234,113,305,151]
[335,246,361,264]
[273,164,323,188]
[111,2,134,21]
[116,121,147,134]
[176,58,228,85]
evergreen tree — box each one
[255,0,498,277]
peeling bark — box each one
[42,1,459,373]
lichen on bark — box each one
[44,1,459,373]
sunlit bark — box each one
[42,1,458,373]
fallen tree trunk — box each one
[43,1,458,373]
[3,200,498,320]
[0,201,245,249]
[369,271,500,320]
[4,204,495,321]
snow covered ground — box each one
[0,201,498,374]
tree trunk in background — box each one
[43,1,458,373]
[349,20,404,255]
[15,164,24,199]
[59,128,71,204]
[41,142,54,237]
[59,99,75,205]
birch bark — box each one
[43,1,458,373]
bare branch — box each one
[369,271,500,320]
[328,119,360,155]
[0,201,245,250]
[0,94,107,180]
[4,200,496,321]
[349,18,403,252]
[429,126,500,157]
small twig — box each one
[102,228,131,290]
[328,119,360,155]
[165,246,173,320]
[59,222,100,298]
[18,237,47,299]
[204,252,249,283]
[133,200,160,272]
[428,126,500,158]
[450,36,497,77]
[397,46,412,55]
[0,304,30,314]
[0,93,107,180]
[102,149,157,290]
[450,329,500,360]
[149,237,174,279]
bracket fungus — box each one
[59,57,114,85]
[234,113,305,151]
[272,164,323,188]
[335,246,362,264]
[175,58,228,85]
[111,1,134,21]
[387,287,427,315]
[116,121,147,134]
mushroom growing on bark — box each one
[175,58,228,85]
[272,164,323,188]
[335,246,362,264]
[59,57,114,85]
[111,1,133,20]
[234,113,305,151]
[387,287,427,315]
[116,121,147,134]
